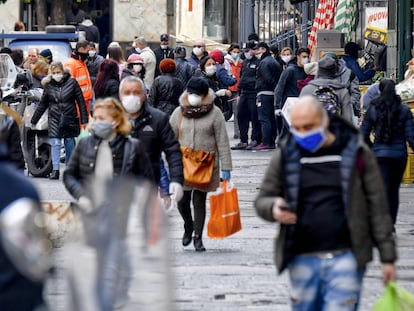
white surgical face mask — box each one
[193,47,202,56]
[132,64,142,73]
[135,47,142,53]
[121,95,142,113]
[281,55,291,64]
[188,94,202,107]
[255,52,263,60]
[244,52,253,60]
[205,65,217,77]
[52,74,64,82]
[160,44,168,50]
[88,50,96,58]
[301,57,310,66]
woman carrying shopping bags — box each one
[31,61,88,179]
[170,77,232,251]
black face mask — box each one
[77,51,88,61]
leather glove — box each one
[169,182,183,202]
[221,170,231,181]
[215,89,227,97]
[77,196,94,214]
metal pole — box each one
[301,1,308,47]
[250,0,256,35]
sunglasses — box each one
[193,45,203,48]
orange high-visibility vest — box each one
[65,57,93,115]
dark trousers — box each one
[257,94,276,146]
[237,92,262,144]
[377,157,407,225]
[177,190,208,236]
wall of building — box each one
[0,2,21,34]
[175,0,204,42]
[112,0,168,43]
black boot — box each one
[193,235,206,252]
[182,225,193,246]
[49,170,60,180]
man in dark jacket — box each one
[174,46,195,87]
[252,42,281,150]
[231,41,261,150]
[255,95,396,310]
[0,142,45,310]
[274,47,310,110]
[86,42,105,86]
[119,76,184,202]
[153,33,174,78]
[187,39,208,68]
[77,15,100,45]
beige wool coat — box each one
[170,89,232,192]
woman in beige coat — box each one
[170,77,232,251]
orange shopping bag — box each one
[207,181,242,239]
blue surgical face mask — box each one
[290,126,326,152]
[244,52,253,60]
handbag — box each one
[373,282,414,311]
[178,114,214,189]
[207,181,242,239]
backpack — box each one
[312,85,341,116]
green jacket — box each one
[255,117,397,273]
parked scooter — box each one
[1,53,52,177]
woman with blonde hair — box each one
[63,98,154,309]
[63,97,154,198]
[31,61,88,179]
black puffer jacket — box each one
[31,73,88,138]
[0,114,25,169]
[63,134,154,200]
[149,74,184,116]
[130,103,183,185]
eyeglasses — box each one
[193,45,203,48]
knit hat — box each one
[209,49,224,64]
[304,62,318,76]
[317,56,338,77]
[127,54,144,64]
[159,58,176,74]
[323,51,338,60]
[40,49,53,62]
[186,77,209,96]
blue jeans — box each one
[257,94,276,145]
[288,250,364,311]
[50,137,75,170]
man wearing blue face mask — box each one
[255,95,397,311]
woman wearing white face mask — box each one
[31,61,88,180]
[196,57,231,111]
[121,54,146,81]
[170,77,232,252]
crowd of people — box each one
[0,28,410,310]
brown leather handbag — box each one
[180,146,214,189]
[178,114,215,189]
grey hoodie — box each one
[300,77,354,122]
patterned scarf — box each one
[180,102,214,119]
